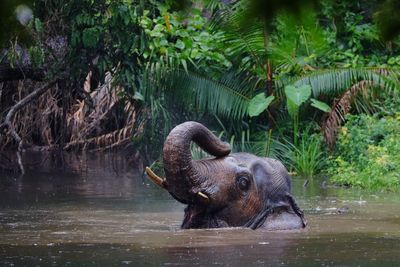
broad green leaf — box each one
[311,98,331,112]
[285,85,311,118]
[285,85,311,106]
[248,93,275,117]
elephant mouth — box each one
[145,166,210,204]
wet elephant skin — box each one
[162,121,306,230]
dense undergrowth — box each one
[1,0,400,190]
[326,104,400,190]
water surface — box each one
[1,151,399,266]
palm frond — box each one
[211,1,266,66]
[165,69,254,120]
[274,67,400,148]
[323,68,400,148]
[204,0,226,14]
[291,68,399,98]
[323,80,373,148]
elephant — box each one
[146,121,307,230]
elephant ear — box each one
[245,159,295,230]
[252,159,291,201]
[245,194,307,230]
[286,193,307,228]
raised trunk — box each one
[163,121,231,203]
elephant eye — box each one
[237,176,250,191]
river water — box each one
[0,151,399,266]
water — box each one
[1,151,400,266]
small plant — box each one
[278,129,326,178]
[285,84,312,147]
[292,132,326,178]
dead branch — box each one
[0,79,59,174]
[63,125,134,151]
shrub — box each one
[327,113,400,190]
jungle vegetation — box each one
[1,0,400,190]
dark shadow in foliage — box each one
[0,0,34,47]
[374,0,400,41]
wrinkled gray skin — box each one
[163,121,307,230]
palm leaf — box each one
[280,67,400,148]
[291,68,399,98]
[165,69,254,120]
[211,1,266,67]
[323,68,400,148]
[323,80,373,148]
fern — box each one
[268,9,328,74]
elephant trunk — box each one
[163,121,231,204]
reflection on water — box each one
[1,151,400,266]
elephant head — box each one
[147,121,306,230]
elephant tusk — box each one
[145,167,167,189]
[197,191,210,203]
[145,167,209,203]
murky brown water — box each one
[1,151,400,266]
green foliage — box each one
[225,129,289,161]
[210,0,267,80]
[166,69,254,120]
[81,27,100,48]
[140,9,231,74]
[68,0,146,88]
[284,84,311,146]
[248,93,275,117]
[268,8,328,76]
[3,0,400,184]
[374,0,400,41]
[285,84,311,118]
[140,64,254,119]
[291,68,399,98]
[27,45,44,67]
[310,98,331,112]
[287,131,326,178]
[5,39,22,68]
[327,113,400,189]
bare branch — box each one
[0,78,59,174]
